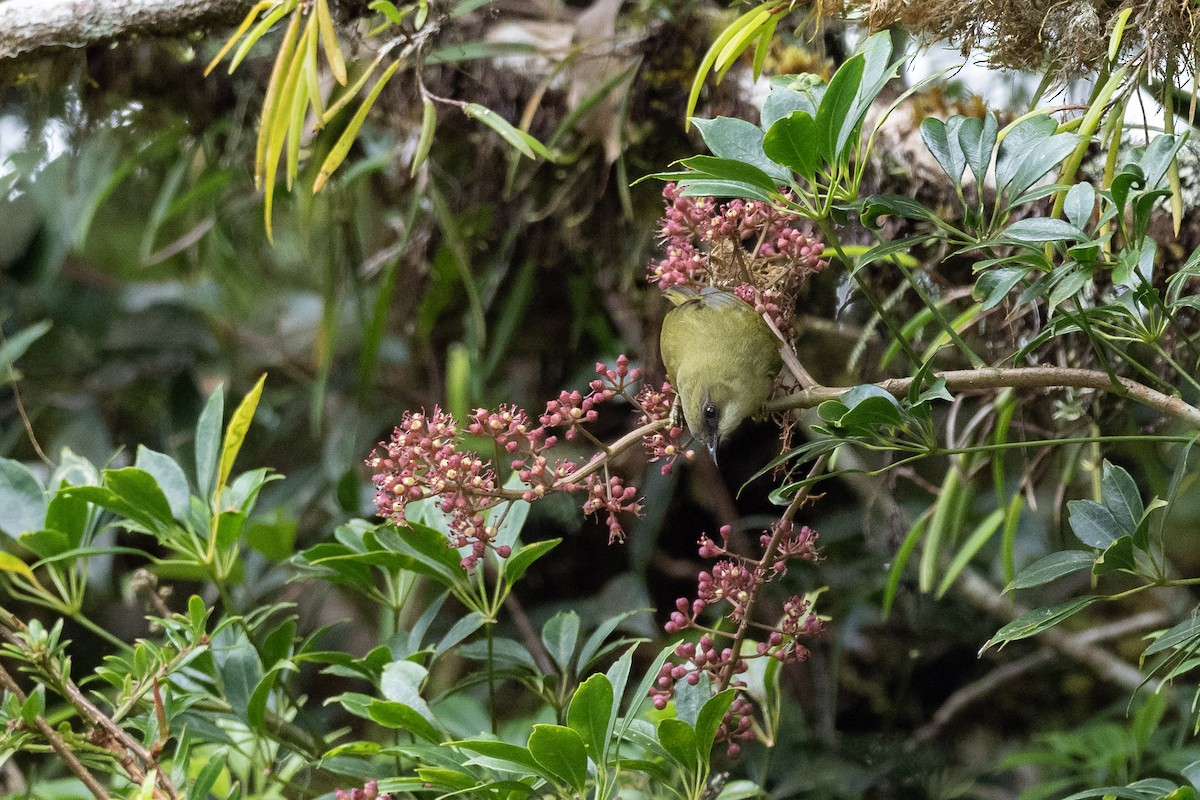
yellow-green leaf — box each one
[254,8,303,189]
[750,14,777,79]
[321,53,385,125]
[714,6,774,81]
[218,374,267,494]
[230,0,295,74]
[262,18,310,240]
[464,103,550,160]
[305,14,325,119]
[0,552,36,584]
[411,97,437,177]
[205,0,276,76]
[313,58,402,192]
[685,1,778,127]
[317,0,348,84]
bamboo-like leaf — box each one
[262,19,311,240]
[317,0,348,85]
[286,22,315,189]
[321,54,385,125]
[304,15,325,119]
[464,103,551,160]
[685,2,777,127]
[313,59,403,192]
[411,98,437,177]
[254,9,303,189]
[230,0,296,73]
[205,0,276,76]
[751,14,778,78]
[714,6,775,82]
[1108,6,1133,63]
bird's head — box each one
[680,377,758,466]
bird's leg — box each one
[670,394,683,430]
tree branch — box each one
[0,0,258,62]
[764,366,1200,428]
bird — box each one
[659,285,783,465]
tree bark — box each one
[0,0,257,62]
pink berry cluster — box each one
[635,381,687,474]
[368,357,681,567]
[650,520,823,756]
[335,780,388,800]
[647,183,828,332]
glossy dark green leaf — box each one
[920,116,968,187]
[958,113,998,193]
[693,116,791,183]
[1067,499,1122,548]
[1092,536,1136,576]
[695,688,736,757]
[1101,460,1143,536]
[368,700,443,742]
[1003,217,1087,243]
[815,54,865,163]
[567,673,614,763]
[981,596,1101,652]
[528,724,588,791]
[656,717,698,769]
[1006,550,1094,591]
[502,537,560,584]
[762,111,819,181]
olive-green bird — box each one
[660,286,782,464]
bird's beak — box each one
[705,434,720,467]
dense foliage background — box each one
[4,0,1200,798]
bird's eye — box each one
[703,403,719,422]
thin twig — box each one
[764,367,1200,428]
[0,661,112,800]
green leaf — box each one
[1067,499,1122,549]
[464,102,550,160]
[213,631,263,724]
[936,506,1006,598]
[501,537,560,584]
[104,468,177,533]
[314,59,403,192]
[134,447,190,521]
[1093,536,1136,576]
[815,53,865,163]
[677,155,780,194]
[981,596,1100,653]
[195,384,224,500]
[657,717,699,769]
[187,748,228,800]
[677,177,775,203]
[0,320,51,372]
[695,688,736,757]
[761,74,822,129]
[20,686,44,726]
[1100,460,1143,535]
[0,459,47,539]
[1003,217,1088,243]
[958,113,998,193]
[762,111,819,181]
[920,116,968,187]
[692,116,791,183]
[451,739,546,777]
[1006,550,1095,591]
[1144,616,1200,658]
[973,267,1027,310]
[527,724,588,791]
[1064,182,1096,229]
[368,700,443,742]
[567,673,614,763]
[541,611,580,671]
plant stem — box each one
[764,366,1200,428]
